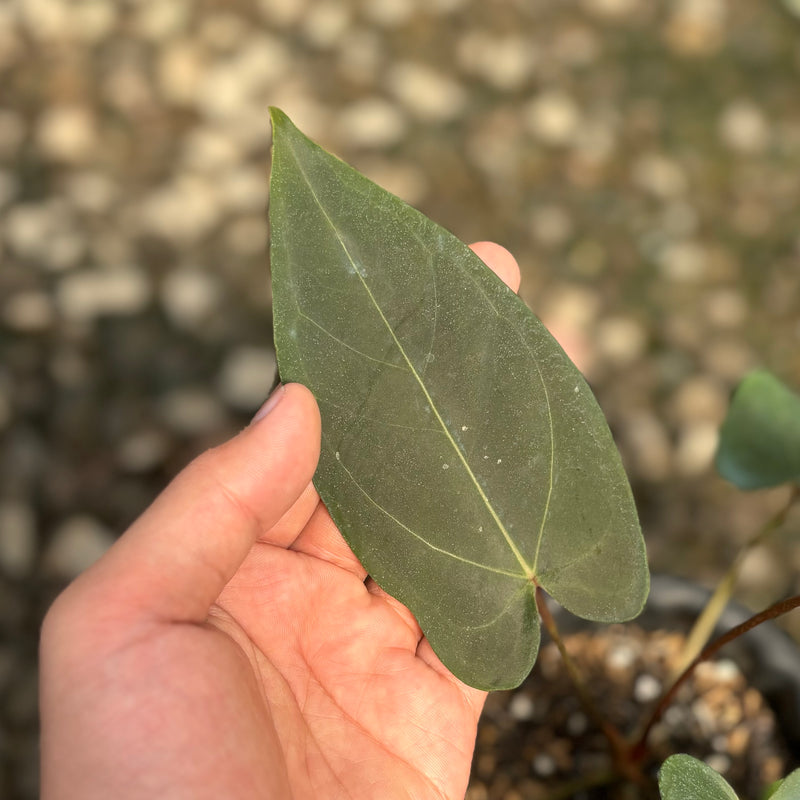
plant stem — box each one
[632,593,800,760]
[534,588,629,764]
[674,484,800,676]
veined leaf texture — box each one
[269,108,648,690]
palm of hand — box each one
[204,493,486,800]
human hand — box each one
[39,242,521,800]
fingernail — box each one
[251,384,285,424]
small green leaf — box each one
[768,769,800,800]
[269,108,648,690]
[715,370,800,490]
[658,755,739,800]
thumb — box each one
[73,383,321,624]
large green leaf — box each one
[268,108,648,690]
[658,755,739,800]
[715,370,800,490]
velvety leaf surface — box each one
[770,769,800,800]
[268,108,648,690]
[715,370,800,490]
[658,755,739,800]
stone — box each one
[133,0,189,41]
[456,33,536,91]
[218,167,269,213]
[43,515,116,579]
[158,387,227,436]
[387,62,466,123]
[719,100,770,155]
[674,421,718,477]
[157,40,206,106]
[595,316,647,368]
[632,153,688,198]
[658,240,709,282]
[523,91,581,146]
[582,0,639,17]
[302,1,351,48]
[0,502,36,578]
[529,205,573,248]
[508,692,535,721]
[57,268,151,322]
[217,346,277,412]
[117,429,170,473]
[160,267,221,330]
[63,170,118,214]
[2,291,54,333]
[137,176,221,244]
[224,215,268,256]
[336,98,407,149]
[665,0,727,57]
[257,0,309,27]
[363,0,416,26]
[35,105,97,163]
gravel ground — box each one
[2,1,800,797]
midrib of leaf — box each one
[288,150,534,580]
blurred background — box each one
[1,0,800,796]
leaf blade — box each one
[715,370,800,490]
[269,108,648,690]
[658,755,739,800]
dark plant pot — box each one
[471,575,800,799]
[548,574,800,757]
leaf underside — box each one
[268,108,648,691]
[715,370,800,490]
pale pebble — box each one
[218,347,278,412]
[704,288,748,329]
[337,98,407,149]
[595,316,647,367]
[387,62,466,124]
[523,91,581,146]
[157,40,205,106]
[224,216,268,257]
[633,673,662,704]
[674,422,718,477]
[0,503,36,578]
[158,388,227,436]
[160,267,221,330]
[669,375,727,424]
[508,692,535,721]
[582,0,639,17]
[302,1,351,48]
[632,153,688,198]
[18,0,70,40]
[553,26,600,68]
[44,515,115,579]
[69,0,116,43]
[621,412,672,482]
[363,0,416,27]
[138,176,221,244]
[63,170,117,214]
[719,101,770,155]
[219,168,269,213]
[257,0,309,27]
[181,127,241,172]
[658,240,708,282]
[530,205,573,248]
[133,0,189,41]
[198,12,247,51]
[35,105,97,163]
[2,292,54,333]
[336,29,384,83]
[57,268,151,322]
[117,429,170,473]
[457,33,536,91]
